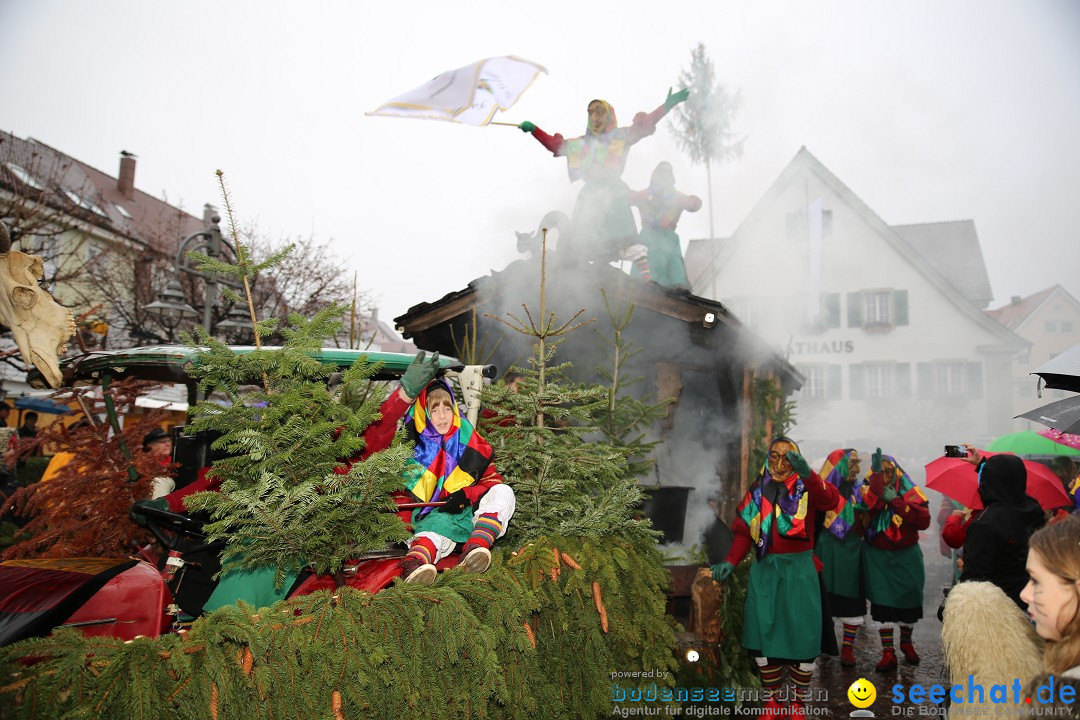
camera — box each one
[944,445,968,458]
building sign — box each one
[789,339,855,355]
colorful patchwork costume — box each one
[814,448,867,667]
[715,437,840,718]
[857,449,930,672]
[521,90,688,263]
[393,379,514,584]
[628,161,701,287]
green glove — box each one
[665,87,690,110]
[786,451,812,480]
[711,562,734,582]
[129,497,169,526]
[518,121,536,133]
[872,447,883,474]
[400,351,440,398]
[883,486,898,503]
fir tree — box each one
[179,174,410,586]
[481,232,654,543]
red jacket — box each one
[725,471,840,566]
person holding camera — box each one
[951,444,1045,611]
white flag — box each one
[367,56,547,126]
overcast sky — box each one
[2,0,1078,323]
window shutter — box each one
[847,292,863,327]
[893,289,909,326]
[917,362,933,399]
[824,293,841,328]
[967,362,984,399]
[896,363,911,397]
[849,363,865,399]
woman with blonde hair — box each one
[1023,515,1080,694]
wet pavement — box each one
[806,527,953,717]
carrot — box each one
[242,646,254,676]
[332,690,344,720]
[523,622,537,649]
[211,682,219,720]
[560,552,582,570]
[592,581,603,614]
[600,606,609,634]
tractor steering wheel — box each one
[136,505,216,554]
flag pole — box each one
[489,121,520,127]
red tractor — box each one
[0,346,494,646]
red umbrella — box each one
[924,451,1071,510]
[1038,428,1080,451]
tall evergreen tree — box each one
[669,43,744,239]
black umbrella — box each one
[1016,394,1080,435]
[1033,343,1080,393]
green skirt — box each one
[743,551,821,660]
[816,531,863,600]
[863,544,925,610]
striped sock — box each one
[468,513,502,549]
[759,664,783,700]
[900,624,913,644]
[789,665,813,701]
[406,536,437,565]
[634,257,652,280]
[842,623,858,650]
[879,625,894,650]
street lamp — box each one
[145,213,250,339]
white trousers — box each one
[409,484,516,564]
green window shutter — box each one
[827,364,842,400]
[824,293,841,328]
[917,362,933,399]
[896,363,911,397]
[967,362,984,399]
[849,363,865,399]
[893,289,909,326]
[847,292,863,327]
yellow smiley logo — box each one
[847,678,876,709]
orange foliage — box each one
[3,379,175,559]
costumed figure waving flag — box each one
[367,56,546,126]
[813,449,867,668]
[856,448,929,672]
[709,437,841,719]
[516,88,689,264]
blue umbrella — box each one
[13,396,74,415]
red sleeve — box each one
[892,493,931,530]
[166,466,220,512]
[360,390,412,459]
[805,471,840,511]
[530,126,564,155]
[941,513,968,549]
[463,461,503,504]
[627,103,668,142]
[725,526,752,566]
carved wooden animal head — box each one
[0,235,75,388]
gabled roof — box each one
[1,130,204,252]
[891,220,993,308]
[986,285,1079,331]
[694,146,1027,352]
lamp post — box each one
[145,214,250,339]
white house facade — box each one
[686,148,1027,464]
